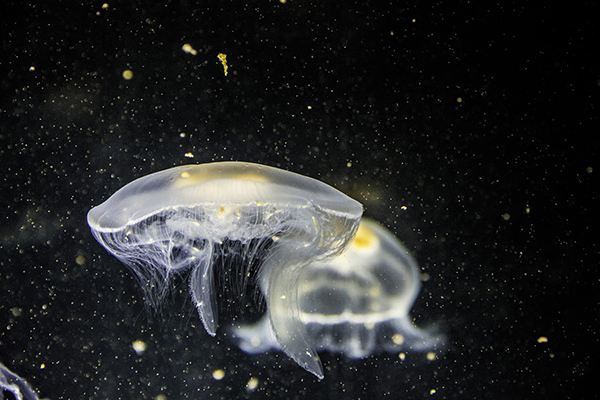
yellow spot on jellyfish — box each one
[87,162,362,380]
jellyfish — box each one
[87,162,363,379]
[0,363,40,400]
[232,218,445,364]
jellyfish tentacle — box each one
[190,245,218,336]
[0,363,40,400]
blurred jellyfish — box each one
[0,363,40,400]
[87,162,363,379]
[232,218,445,368]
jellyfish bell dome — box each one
[87,161,363,379]
[298,218,421,327]
[87,162,361,232]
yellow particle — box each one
[502,213,510,221]
[280,0,286,3]
[75,254,85,266]
[537,336,548,343]
[102,3,109,9]
[212,369,225,380]
[217,53,228,76]
[29,66,35,71]
[184,152,194,158]
[246,376,259,391]
[426,352,436,361]
[398,352,406,360]
[401,205,408,210]
[347,162,352,167]
[430,389,437,395]
[122,70,133,80]
[457,97,463,103]
[155,395,167,400]
[182,43,198,55]
[132,340,147,355]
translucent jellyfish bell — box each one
[87,162,363,379]
[232,218,445,369]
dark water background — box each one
[1,1,597,399]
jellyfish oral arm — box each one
[189,246,218,336]
[262,248,325,380]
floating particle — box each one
[217,53,228,76]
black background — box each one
[1,1,597,399]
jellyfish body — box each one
[87,162,363,379]
[232,218,445,363]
